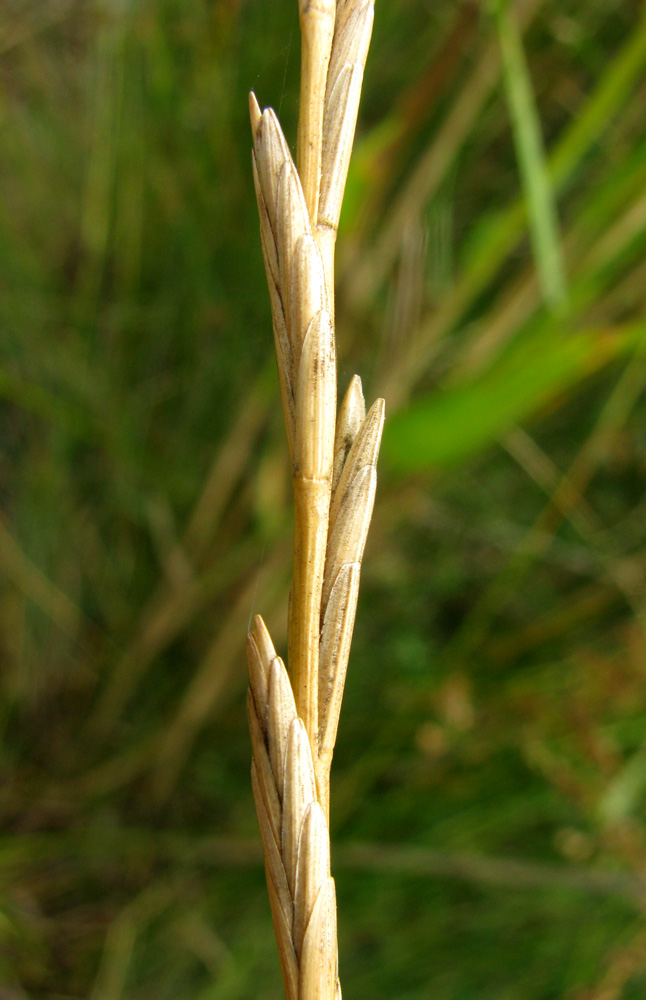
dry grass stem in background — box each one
[247,1,381,995]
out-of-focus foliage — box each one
[1,0,646,997]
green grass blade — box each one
[459,9,646,314]
[382,321,645,472]
[495,0,567,311]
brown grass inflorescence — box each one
[247,2,381,996]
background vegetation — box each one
[2,0,646,996]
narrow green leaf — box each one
[461,9,646,302]
[495,0,566,311]
[382,322,645,473]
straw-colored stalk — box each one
[247,2,381,997]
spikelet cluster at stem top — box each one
[247,3,382,998]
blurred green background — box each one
[2,0,646,996]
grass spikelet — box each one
[317,0,374,291]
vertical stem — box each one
[292,0,336,764]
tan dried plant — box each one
[247,2,382,997]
